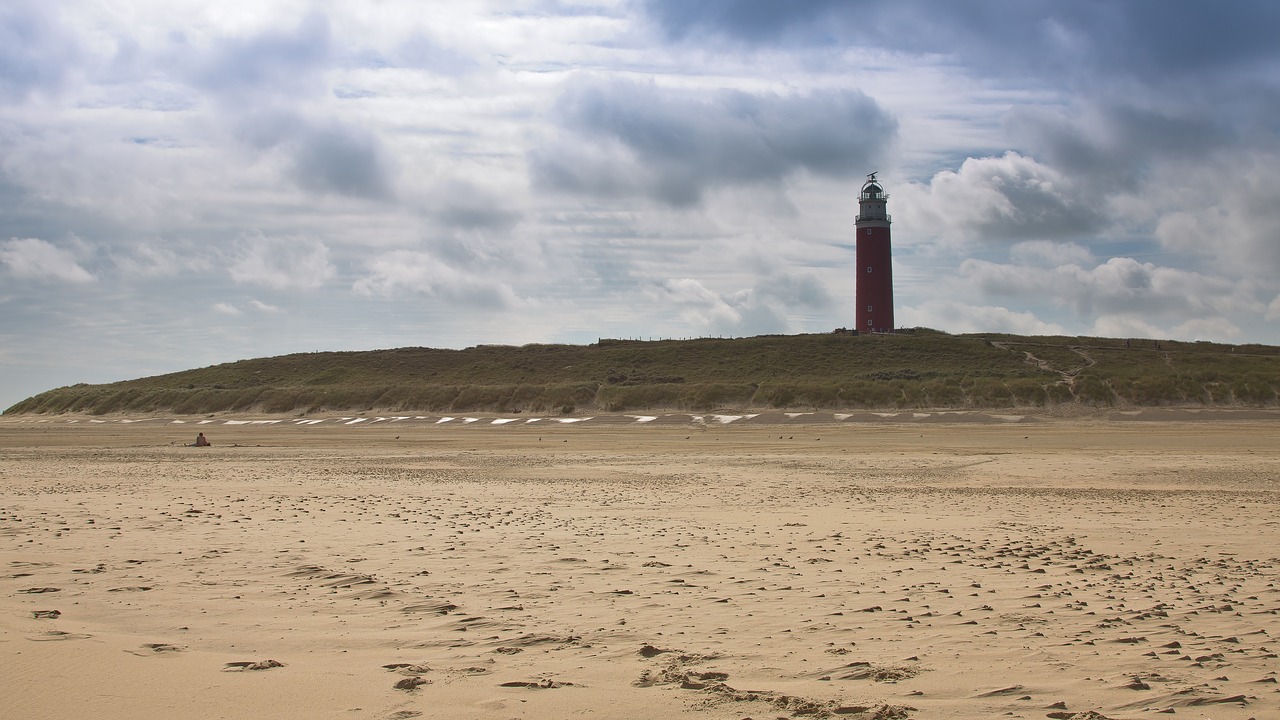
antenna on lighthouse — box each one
[867,171,878,182]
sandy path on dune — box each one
[2,418,1278,720]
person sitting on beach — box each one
[194,432,211,447]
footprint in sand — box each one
[393,676,430,691]
[27,630,91,641]
[124,643,184,657]
[499,679,574,689]
[383,663,432,675]
[223,660,284,671]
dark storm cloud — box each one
[640,1,1280,85]
[530,77,896,206]
[639,0,844,44]
[1005,103,1235,190]
[291,123,395,200]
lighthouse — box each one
[855,173,893,333]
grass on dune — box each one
[6,330,1278,415]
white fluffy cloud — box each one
[353,250,520,309]
[899,152,1105,245]
[0,237,94,283]
[227,232,335,290]
[643,271,833,336]
[959,256,1261,320]
[899,299,1066,336]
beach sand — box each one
[2,416,1278,719]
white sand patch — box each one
[912,413,932,419]
[224,420,251,425]
[712,415,742,424]
[784,412,812,419]
[343,418,368,425]
[89,419,106,423]
[250,420,281,425]
[833,413,852,420]
[293,419,325,425]
[629,416,658,423]
[436,417,455,424]
[491,418,518,425]
[525,418,543,423]
[171,420,187,424]
[462,417,480,424]
[556,417,591,423]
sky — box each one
[3,1,1280,410]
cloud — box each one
[0,237,94,283]
[958,256,1265,322]
[228,232,335,290]
[112,241,207,277]
[227,110,398,201]
[1149,156,1280,280]
[640,2,1280,87]
[640,0,846,44]
[1008,240,1093,268]
[1267,295,1280,322]
[212,302,242,316]
[353,250,519,309]
[1007,102,1232,189]
[898,299,1066,336]
[185,12,334,100]
[173,13,396,201]
[289,121,397,199]
[1086,315,1241,343]
[902,152,1106,244]
[643,271,833,336]
[530,76,896,207]
[1171,317,1241,343]
[0,1,80,104]
[249,299,282,313]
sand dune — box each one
[2,418,1278,719]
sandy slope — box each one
[2,418,1278,719]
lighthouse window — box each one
[867,305,872,312]
[867,319,873,327]
[866,266,872,273]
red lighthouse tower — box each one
[855,173,893,333]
